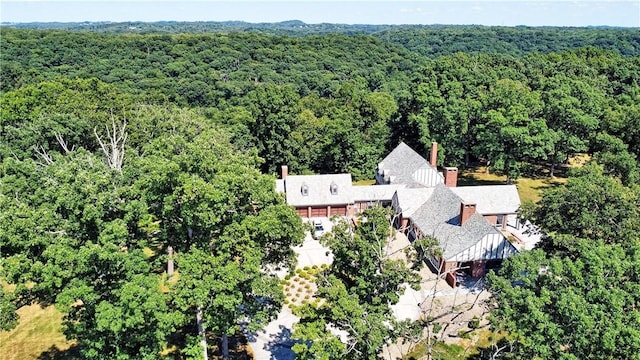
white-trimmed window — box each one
[330,182,338,195]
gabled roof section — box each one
[377,142,443,188]
[450,185,520,215]
[406,184,508,261]
[411,184,463,233]
[284,174,353,207]
[440,213,503,260]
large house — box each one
[277,142,520,286]
[383,142,519,285]
[275,166,403,218]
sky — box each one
[1,1,639,27]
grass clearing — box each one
[514,176,567,203]
[353,179,376,186]
[0,304,74,360]
[459,166,567,203]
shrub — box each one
[432,322,442,334]
[468,316,480,329]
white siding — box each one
[412,168,444,187]
[446,233,517,262]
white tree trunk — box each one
[94,117,127,171]
[167,246,174,277]
[197,306,208,360]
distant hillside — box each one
[3,21,639,56]
[374,26,640,56]
[1,20,398,35]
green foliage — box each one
[487,240,640,359]
[292,207,420,359]
[534,163,640,246]
[0,102,303,357]
[488,162,640,359]
[0,288,18,331]
[2,28,639,181]
[376,26,640,57]
[0,78,133,160]
[408,49,639,181]
[2,23,640,358]
[468,316,480,330]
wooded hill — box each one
[1,24,639,359]
[5,22,640,57]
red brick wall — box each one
[484,215,497,225]
[460,203,477,224]
[444,167,458,187]
[471,260,486,277]
[446,272,456,287]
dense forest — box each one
[1,23,639,359]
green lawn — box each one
[354,166,569,204]
[458,167,567,203]
[0,304,74,360]
[353,179,376,186]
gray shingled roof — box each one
[450,185,520,214]
[408,184,506,260]
[377,142,443,188]
[283,174,353,207]
[394,188,435,218]
[352,184,405,202]
[440,213,505,260]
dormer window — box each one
[330,182,338,195]
[301,183,309,196]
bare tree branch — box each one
[35,145,54,166]
[54,132,74,154]
[94,116,127,171]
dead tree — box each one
[35,145,54,166]
[55,132,74,154]
[94,117,127,171]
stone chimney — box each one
[281,165,288,180]
[429,142,438,168]
[444,167,458,187]
[460,202,477,225]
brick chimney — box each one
[460,202,477,225]
[430,142,438,168]
[281,165,288,180]
[444,167,458,187]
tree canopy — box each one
[1,23,639,359]
[0,100,304,358]
[292,207,420,359]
